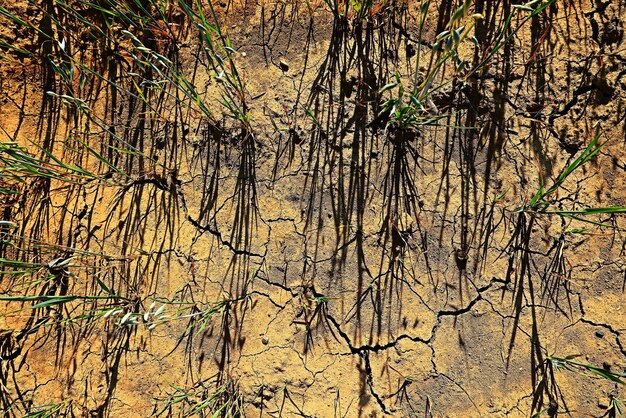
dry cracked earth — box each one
[1,0,626,417]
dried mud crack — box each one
[1,0,626,416]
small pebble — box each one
[595,329,605,338]
[262,335,270,345]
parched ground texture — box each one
[1,0,626,416]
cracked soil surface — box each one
[1,0,626,416]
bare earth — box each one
[1,0,626,417]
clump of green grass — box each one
[380,0,474,131]
[2,0,251,182]
[531,354,626,417]
[548,355,626,384]
[515,132,626,227]
[151,377,243,417]
[379,0,558,132]
[0,141,98,184]
[107,298,229,333]
[177,0,251,130]
[18,400,73,418]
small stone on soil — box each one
[595,329,605,338]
